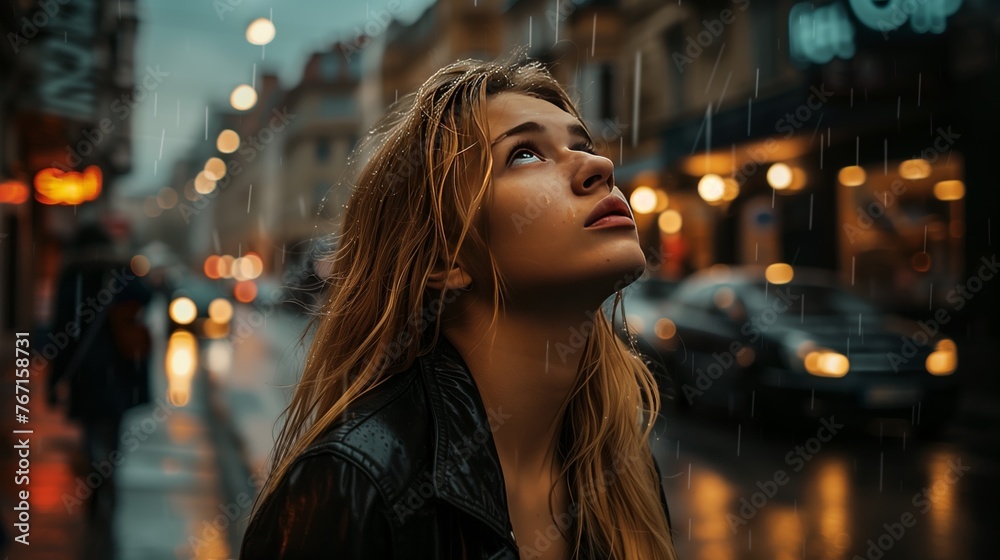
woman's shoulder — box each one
[302,367,435,498]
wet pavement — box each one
[3,299,996,559]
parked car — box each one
[612,266,959,432]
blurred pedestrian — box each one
[46,223,153,519]
[240,55,676,560]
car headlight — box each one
[803,348,850,378]
[169,297,197,325]
[925,338,957,376]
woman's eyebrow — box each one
[491,121,593,146]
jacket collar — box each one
[418,331,517,549]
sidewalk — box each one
[0,293,236,560]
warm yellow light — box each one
[654,318,676,340]
[698,174,724,203]
[0,180,30,204]
[234,280,257,303]
[767,163,793,190]
[246,17,276,45]
[653,189,669,212]
[926,338,957,375]
[658,209,682,234]
[630,187,658,214]
[34,166,102,205]
[933,180,965,201]
[208,298,233,324]
[805,350,849,377]
[218,255,235,279]
[244,252,264,279]
[765,263,794,285]
[204,157,227,181]
[130,255,151,277]
[169,297,198,325]
[722,177,739,201]
[216,129,240,153]
[165,330,197,407]
[204,255,221,279]
[838,166,866,187]
[230,84,258,111]
[194,171,216,194]
[157,187,178,209]
[899,159,931,180]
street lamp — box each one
[230,84,257,111]
[246,18,275,46]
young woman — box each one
[239,56,677,560]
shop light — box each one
[767,163,793,190]
[765,263,794,285]
[34,166,102,205]
[838,165,866,187]
[658,209,682,235]
[697,174,724,203]
[230,84,258,111]
[722,177,739,201]
[926,339,957,376]
[933,180,965,201]
[0,180,30,204]
[899,159,931,180]
[630,186,657,214]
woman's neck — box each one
[440,300,595,484]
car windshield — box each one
[744,283,878,317]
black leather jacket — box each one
[239,333,673,559]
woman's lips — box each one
[585,215,635,229]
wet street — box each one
[653,360,999,560]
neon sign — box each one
[789,0,964,65]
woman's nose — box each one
[572,152,615,196]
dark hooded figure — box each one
[47,223,153,517]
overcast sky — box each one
[121,0,432,196]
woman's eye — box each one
[510,149,541,166]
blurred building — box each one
[164,43,362,285]
[0,0,137,330]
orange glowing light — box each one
[204,255,221,279]
[0,180,30,204]
[33,166,102,205]
[234,280,257,303]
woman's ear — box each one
[426,264,473,292]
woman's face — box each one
[479,92,646,304]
